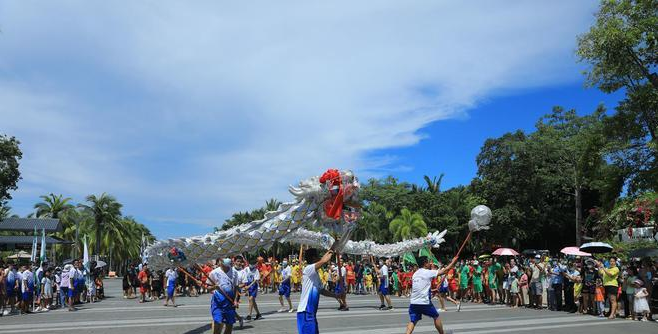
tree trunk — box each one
[575,186,583,246]
[95,217,101,256]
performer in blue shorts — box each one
[164,266,178,307]
[334,257,349,311]
[375,258,393,310]
[406,255,458,334]
[278,260,294,312]
[243,263,262,320]
[4,262,18,315]
[210,258,240,334]
[297,248,337,334]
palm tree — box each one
[0,205,11,220]
[58,208,93,258]
[78,193,122,256]
[264,198,281,212]
[356,203,392,241]
[34,193,74,218]
[423,173,444,193]
[389,208,428,241]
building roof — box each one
[0,235,73,245]
[0,218,62,233]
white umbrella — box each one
[95,260,107,269]
[7,250,32,259]
[580,242,613,254]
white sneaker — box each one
[277,308,285,313]
[2,310,9,316]
[35,307,42,312]
[288,308,295,313]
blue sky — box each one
[0,1,623,239]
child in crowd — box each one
[365,269,373,294]
[633,279,650,321]
[510,272,520,308]
[594,278,605,318]
[40,269,53,311]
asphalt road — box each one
[0,279,656,334]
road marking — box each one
[0,310,612,333]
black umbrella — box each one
[580,242,613,254]
[522,249,538,256]
[629,248,658,258]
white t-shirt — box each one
[339,266,347,284]
[380,265,389,287]
[410,268,439,305]
[298,264,323,314]
[242,267,260,284]
[210,266,238,294]
[60,270,70,288]
[165,269,178,286]
[41,277,52,293]
[281,266,292,282]
[21,270,34,292]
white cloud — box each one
[0,1,598,238]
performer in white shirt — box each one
[164,267,178,307]
[297,248,337,334]
[278,260,294,312]
[243,263,262,320]
[210,258,241,334]
[374,258,393,310]
[406,255,458,334]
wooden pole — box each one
[454,231,473,259]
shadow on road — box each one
[182,324,254,334]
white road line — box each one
[322,316,609,334]
[0,304,512,329]
[0,311,603,333]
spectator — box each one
[597,257,620,319]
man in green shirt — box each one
[487,260,501,304]
[459,262,470,302]
[472,261,483,303]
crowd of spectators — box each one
[0,258,105,315]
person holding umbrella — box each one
[596,257,620,319]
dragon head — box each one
[288,169,362,235]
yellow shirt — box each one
[273,264,281,283]
[600,266,619,287]
[291,265,300,284]
[365,275,373,287]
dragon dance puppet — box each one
[145,169,448,270]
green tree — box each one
[355,202,392,241]
[389,208,428,241]
[34,193,74,218]
[218,198,282,232]
[0,135,22,210]
[423,173,444,193]
[577,0,658,192]
[78,193,122,256]
[531,106,612,245]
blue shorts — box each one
[409,304,439,323]
[248,283,258,298]
[22,290,33,301]
[211,291,236,325]
[279,282,291,298]
[378,278,388,295]
[167,284,175,298]
[297,311,319,334]
[68,286,77,298]
[439,285,449,293]
[334,281,345,295]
